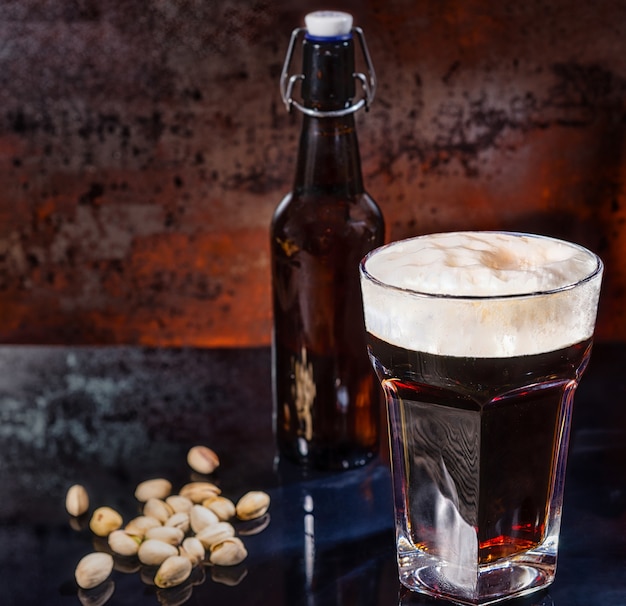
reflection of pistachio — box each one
[140,565,158,586]
[154,555,193,589]
[77,579,115,606]
[75,552,114,589]
[187,446,220,475]
[135,479,172,503]
[236,491,271,521]
[189,565,206,586]
[211,565,248,587]
[89,507,123,537]
[70,515,89,532]
[156,583,194,606]
[112,555,141,575]
[237,513,271,536]
[209,537,248,566]
[66,484,90,517]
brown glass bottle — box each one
[271,13,385,470]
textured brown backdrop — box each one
[0,0,624,346]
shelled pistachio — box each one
[89,507,123,537]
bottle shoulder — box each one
[272,190,383,225]
[271,190,384,258]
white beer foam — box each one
[360,232,603,358]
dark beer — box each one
[272,189,383,468]
[368,332,593,564]
[271,12,384,470]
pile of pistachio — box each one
[67,445,270,603]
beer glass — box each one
[359,231,603,605]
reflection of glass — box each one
[304,492,315,603]
[398,585,555,606]
[360,232,603,605]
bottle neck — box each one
[293,35,364,196]
[293,114,364,196]
[300,36,356,112]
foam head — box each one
[360,232,603,357]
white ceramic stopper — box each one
[305,11,353,38]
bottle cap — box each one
[305,11,353,40]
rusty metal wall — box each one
[0,0,624,346]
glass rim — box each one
[360,231,604,302]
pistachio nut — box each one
[75,552,114,589]
[134,478,172,503]
[189,504,219,534]
[143,498,174,524]
[66,484,90,517]
[125,515,162,538]
[235,491,270,521]
[179,481,221,503]
[138,539,179,566]
[203,496,235,521]
[154,555,193,589]
[89,507,123,537]
[145,526,185,546]
[209,537,248,567]
[180,537,205,566]
[108,529,141,556]
[186,445,220,475]
[195,522,235,550]
[165,495,193,514]
[164,512,190,534]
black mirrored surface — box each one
[1,344,625,605]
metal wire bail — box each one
[279,26,377,118]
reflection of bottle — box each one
[271,11,384,470]
[282,486,385,606]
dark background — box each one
[1,0,624,346]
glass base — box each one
[398,548,556,605]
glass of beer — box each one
[359,231,603,605]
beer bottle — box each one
[271,11,384,470]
